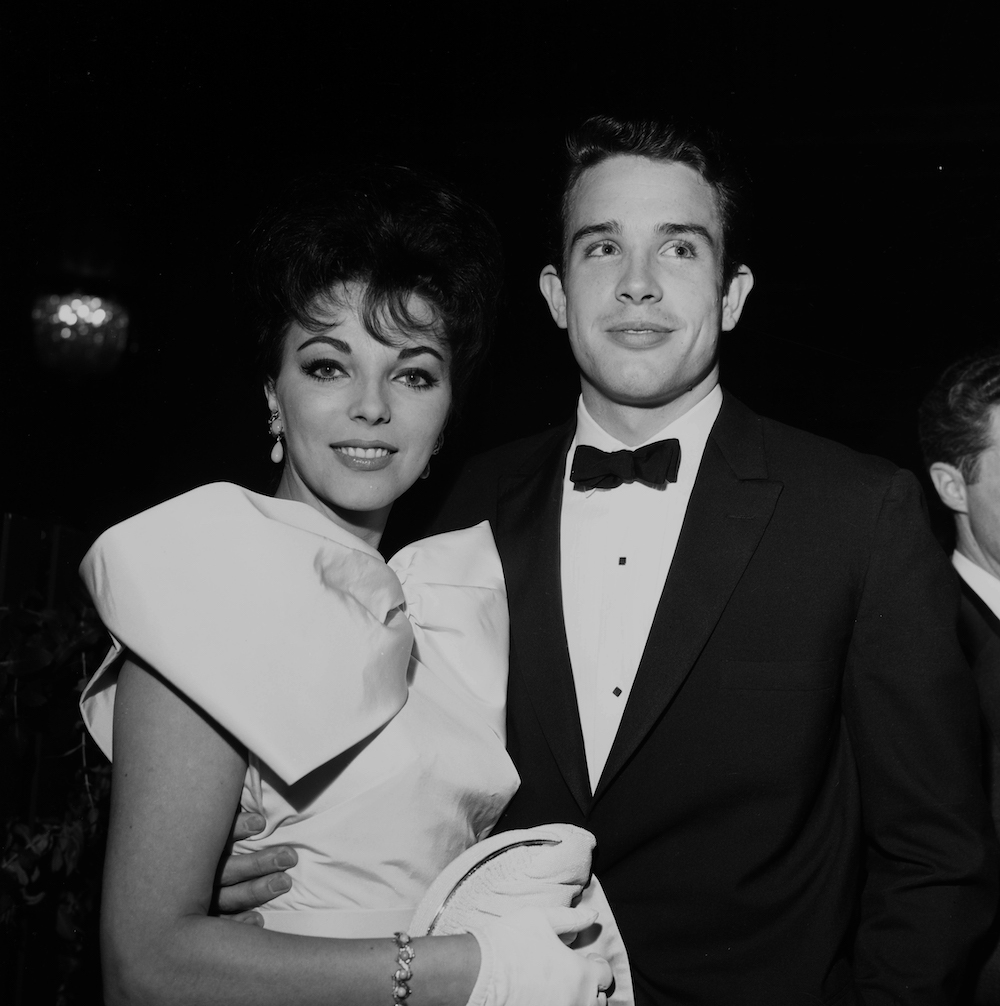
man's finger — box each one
[216,873,293,915]
[230,812,267,842]
[221,911,266,927]
[218,845,297,886]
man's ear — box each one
[721,264,754,332]
[539,265,568,330]
[929,461,969,515]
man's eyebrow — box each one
[656,222,716,247]
[568,220,622,250]
[568,220,717,251]
[296,335,349,353]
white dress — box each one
[80,482,520,938]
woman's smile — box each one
[331,442,396,470]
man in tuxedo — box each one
[921,353,1000,1004]
[218,117,996,1003]
[427,116,996,1003]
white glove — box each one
[411,824,596,936]
[466,905,613,1006]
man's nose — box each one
[616,255,663,303]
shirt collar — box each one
[953,550,1000,622]
[574,384,723,452]
[571,383,723,479]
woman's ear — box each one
[264,382,279,415]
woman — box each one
[79,167,613,1006]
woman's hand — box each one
[467,905,614,1006]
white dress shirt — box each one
[561,386,723,791]
[953,550,1000,622]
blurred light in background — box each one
[32,292,129,374]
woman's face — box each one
[266,285,452,544]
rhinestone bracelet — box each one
[392,931,415,1003]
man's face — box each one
[965,406,1000,579]
[539,155,753,431]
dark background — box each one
[2,6,997,552]
[0,7,997,1002]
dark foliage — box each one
[1,594,112,1005]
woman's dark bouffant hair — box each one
[249,165,503,412]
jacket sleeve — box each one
[843,468,999,1004]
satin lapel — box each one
[594,397,783,801]
[495,421,592,814]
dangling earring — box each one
[268,410,284,464]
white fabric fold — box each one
[80,483,502,785]
[391,524,509,744]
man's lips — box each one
[605,321,675,334]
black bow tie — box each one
[570,439,681,491]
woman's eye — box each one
[396,369,437,390]
[303,359,346,380]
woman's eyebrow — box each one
[397,345,444,362]
[295,335,444,362]
[296,335,350,353]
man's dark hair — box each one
[919,351,1000,482]
[249,165,503,413]
[554,115,747,285]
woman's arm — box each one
[103,657,479,1006]
[103,659,610,1006]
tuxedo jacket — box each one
[958,580,1000,1006]
[433,394,997,1006]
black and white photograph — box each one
[2,6,998,1005]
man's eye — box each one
[666,241,696,259]
[586,240,618,258]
